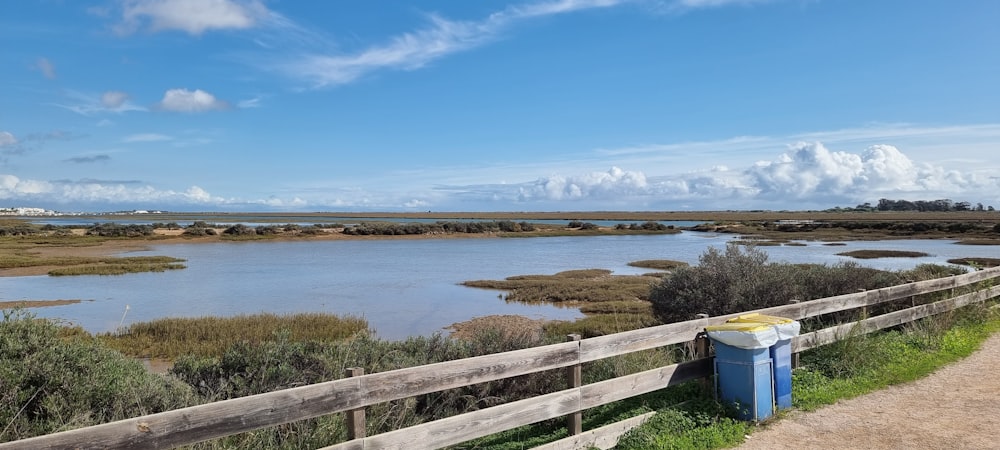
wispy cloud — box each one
[123,133,172,143]
[33,57,57,79]
[278,0,629,88]
[64,155,112,164]
[52,90,147,116]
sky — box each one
[2,0,999,213]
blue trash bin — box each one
[729,314,801,411]
[706,323,778,421]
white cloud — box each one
[114,0,271,35]
[157,88,229,112]
[123,133,172,143]
[101,91,130,109]
[282,0,627,87]
[34,57,56,79]
[0,132,17,147]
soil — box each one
[736,331,1000,450]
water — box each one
[3,233,995,339]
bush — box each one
[0,310,196,442]
[649,243,906,324]
[223,224,256,236]
[85,223,154,237]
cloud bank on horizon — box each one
[2,0,999,212]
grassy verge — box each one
[792,303,1000,410]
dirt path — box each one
[737,332,1000,449]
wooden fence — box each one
[4,267,999,450]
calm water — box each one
[4,233,996,339]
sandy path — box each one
[736,332,1000,450]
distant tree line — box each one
[849,198,995,212]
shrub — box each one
[648,243,907,324]
[0,310,196,442]
[223,224,256,236]
[85,223,154,237]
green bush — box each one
[0,310,196,442]
[648,243,908,324]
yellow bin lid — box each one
[704,322,773,333]
[728,313,793,325]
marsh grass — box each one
[99,313,369,359]
[947,257,1000,268]
[0,240,186,276]
[464,269,660,337]
[463,269,656,304]
[836,249,931,259]
[955,239,1000,245]
[627,259,689,270]
[0,299,81,309]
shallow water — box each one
[5,233,996,339]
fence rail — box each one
[5,267,999,450]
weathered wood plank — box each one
[793,284,1000,353]
[580,358,713,410]
[320,390,582,450]
[0,376,364,450]
[533,411,656,450]
[358,341,580,407]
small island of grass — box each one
[946,257,1000,268]
[836,250,931,259]
[627,259,689,270]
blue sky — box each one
[2,0,999,212]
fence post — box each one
[345,367,366,440]
[693,331,712,391]
[858,289,868,318]
[566,334,582,436]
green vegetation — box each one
[649,244,961,324]
[947,257,1000,268]
[0,310,196,442]
[627,259,689,270]
[48,256,186,276]
[0,250,186,276]
[955,239,1000,245]
[464,269,660,337]
[99,313,370,359]
[341,220,538,236]
[793,303,1000,410]
[836,249,931,259]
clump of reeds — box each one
[99,312,369,359]
[836,250,930,259]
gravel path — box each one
[737,332,1000,450]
